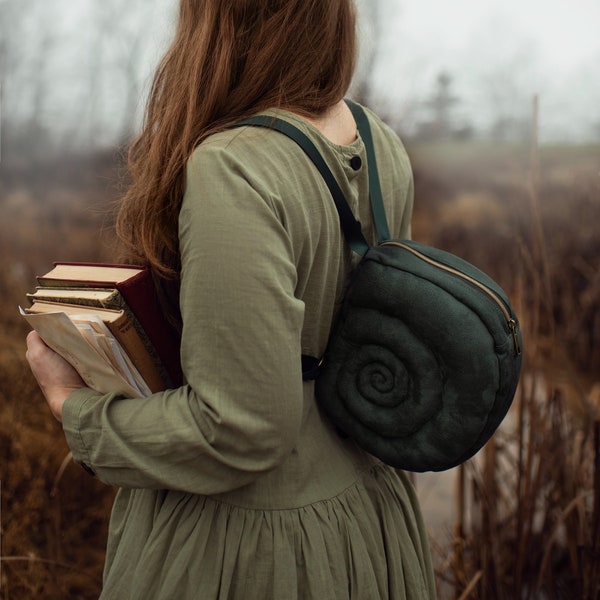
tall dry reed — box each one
[431,97,600,599]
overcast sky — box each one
[3,0,599,145]
[364,0,600,140]
[399,0,598,69]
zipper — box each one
[380,241,522,356]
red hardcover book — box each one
[36,262,183,387]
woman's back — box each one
[85,104,436,599]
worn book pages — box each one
[24,301,165,393]
[21,308,148,398]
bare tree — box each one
[65,0,172,146]
[351,0,383,104]
[0,0,175,153]
[352,0,403,107]
[0,0,56,158]
[463,17,541,142]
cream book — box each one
[20,307,148,398]
[22,299,166,392]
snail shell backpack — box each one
[239,100,523,472]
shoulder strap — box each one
[344,99,391,243]
[235,115,370,257]
[236,107,390,381]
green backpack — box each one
[239,100,523,472]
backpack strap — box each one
[235,104,389,381]
[344,99,391,243]
[236,115,370,257]
[237,100,391,249]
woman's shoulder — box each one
[186,119,310,190]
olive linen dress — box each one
[61,105,437,599]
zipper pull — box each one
[508,319,521,356]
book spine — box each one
[97,292,173,389]
[105,316,166,394]
[116,273,183,387]
[29,289,176,389]
[26,292,105,307]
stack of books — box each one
[21,263,182,397]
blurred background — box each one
[1,1,599,597]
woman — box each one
[26,1,436,598]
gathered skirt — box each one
[99,463,436,599]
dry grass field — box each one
[0,152,119,598]
[0,138,599,598]
[409,139,600,599]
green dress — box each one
[62,105,437,599]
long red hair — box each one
[116,0,358,287]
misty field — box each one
[1,139,599,599]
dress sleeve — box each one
[61,143,306,495]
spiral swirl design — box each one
[316,252,510,472]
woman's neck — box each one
[299,100,358,146]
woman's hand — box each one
[25,331,86,423]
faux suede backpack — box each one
[238,100,523,472]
